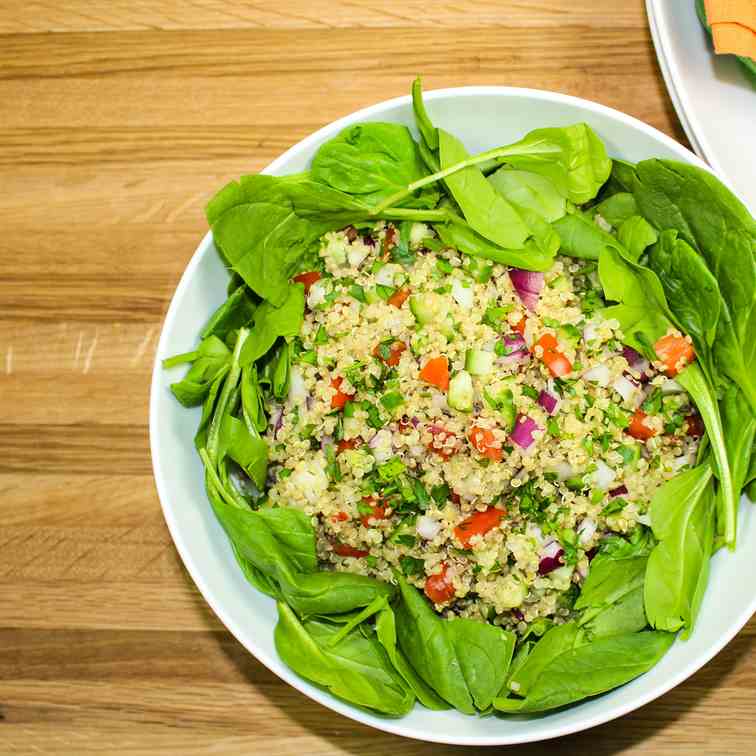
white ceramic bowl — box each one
[150,87,756,746]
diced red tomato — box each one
[454,507,506,548]
[387,286,411,309]
[513,316,527,336]
[292,271,321,294]
[333,543,369,558]
[450,491,461,505]
[536,333,573,377]
[426,424,459,460]
[360,497,389,527]
[468,425,503,462]
[382,226,398,259]
[685,413,705,438]
[336,438,361,455]
[654,334,695,377]
[373,339,407,367]
[419,356,450,391]
[628,409,657,440]
[424,564,455,604]
[330,511,349,523]
[330,376,355,410]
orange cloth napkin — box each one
[704,0,756,57]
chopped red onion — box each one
[577,517,597,545]
[609,484,628,498]
[320,435,334,451]
[500,334,530,365]
[582,362,611,387]
[271,405,284,440]
[537,390,559,415]
[622,345,651,380]
[612,374,640,404]
[622,345,644,366]
[538,540,564,575]
[510,414,539,449]
[509,269,544,311]
[416,515,441,540]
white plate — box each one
[150,87,756,745]
[647,0,756,213]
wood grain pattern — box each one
[1,1,752,753]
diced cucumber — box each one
[410,292,448,325]
[364,286,382,304]
[463,256,494,283]
[483,382,516,431]
[448,370,474,412]
[549,275,570,292]
[410,332,429,356]
[465,349,494,376]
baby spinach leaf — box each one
[598,242,671,354]
[487,167,567,223]
[435,215,555,271]
[278,571,395,617]
[375,606,450,710]
[239,173,373,230]
[194,364,230,450]
[271,341,291,400]
[644,465,714,636]
[393,579,515,712]
[164,335,231,408]
[411,76,438,152]
[311,123,438,210]
[718,384,756,536]
[231,542,282,599]
[505,622,580,699]
[581,586,647,639]
[200,285,258,340]
[598,158,639,199]
[256,507,318,573]
[395,578,475,713]
[240,365,268,434]
[444,617,516,710]
[646,229,721,384]
[210,497,303,578]
[210,496,393,615]
[677,363,736,547]
[593,192,637,226]
[218,414,268,490]
[552,211,619,260]
[212,200,318,307]
[492,123,611,204]
[616,215,657,261]
[239,283,305,366]
[438,128,531,250]
[632,159,756,413]
[495,631,675,713]
[575,551,648,614]
[274,603,415,717]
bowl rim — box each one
[149,85,756,745]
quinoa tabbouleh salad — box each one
[270,222,700,627]
[163,78,756,717]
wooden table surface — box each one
[1,1,753,753]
